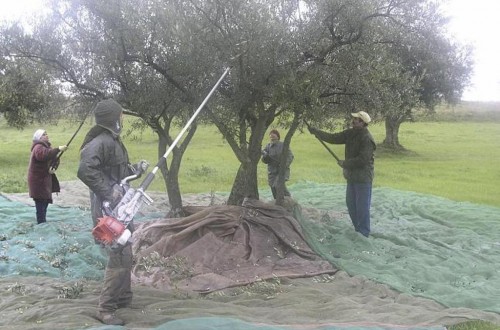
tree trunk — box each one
[217,106,271,206]
[274,115,300,206]
[164,152,184,218]
[157,133,184,217]
[382,115,404,150]
[227,160,259,206]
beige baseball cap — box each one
[351,111,371,124]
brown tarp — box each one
[131,198,337,293]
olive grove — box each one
[0,0,472,208]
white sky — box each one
[1,0,499,102]
[442,0,500,102]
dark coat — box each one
[261,141,294,187]
[77,129,133,226]
[313,127,376,183]
[27,141,60,201]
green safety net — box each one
[1,181,500,329]
[0,197,164,280]
[287,181,500,314]
[151,317,445,330]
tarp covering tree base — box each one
[132,198,337,293]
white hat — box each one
[351,111,371,124]
[33,129,46,141]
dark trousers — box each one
[99,243,133,313]
[34,199,49,224]
[346,183,372,237]
[271,185,291,199]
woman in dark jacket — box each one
[27,129,67,224]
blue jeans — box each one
[346,183,372,237]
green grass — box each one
[372,121,500,207]
[1,112,500,207]
[2,109,500,330]
[448,320,500,330]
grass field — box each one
[1,104,500,330]
[1,103,500,208]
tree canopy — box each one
[0,0,472,206]
[0,49,62,128]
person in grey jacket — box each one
[261,129,294,199]
[308,111,376,237]
[77,99,146,326]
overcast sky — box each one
[443,0,500,102]
[1,0,499,102]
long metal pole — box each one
[304,120,342,165]
[139,67,231,190]
[49,108,91,172]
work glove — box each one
[135,160,149,176]
[138,160,149,172]
[109,184,125,209]
[261,150,271,164]
[101,200,114,216]
[48,159,60,174]
[129,160,149,177]
[58,145,68,152]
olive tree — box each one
[1,0,229,215]
[295,0,472,150]
[0,0,472,208]
[0,39,63,128]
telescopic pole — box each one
[139,67,231,191]
[304,120,342,165]
[49,109,91,173]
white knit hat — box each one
[33,129,46,141]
